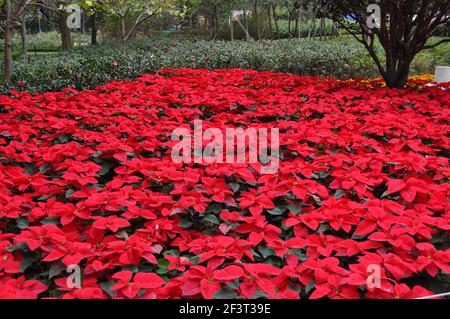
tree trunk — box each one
[81,12,85,33]
[228,1,234,41]
[320,17,325,40]
[59,11,73,50]
[254,0,260,40]
[297,7,303,38]
[288,11,292,36]
[211,4,219,40]
[119,15,126,41]
[310,16,317,38]
[3,0,13,85]
[90,13,98,45]
[308,1,318,39]
[243,5,250,41]
[272,4,279,36]
[267,4,273,37]
[20,12,28,64]
[384,57,412,89]
[294,15,298,37]
[236,18,253,41]
[307,17,312,38]
[294,10,299,37]
[333,22,340,38]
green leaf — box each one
[286,204,302,214]
[137,288,146,298]
[305,280,315,294]
[189,255,200,265]
[37,194,53,201]
[227,182,240,193]
[288,249,308,261]
[65,189,75,198]
[122,266,139,273]
[41,217,60,225]
[57,135,69,143]
[157,258,170,275]
[309,194,323,206]
[163,250,179,257]
[258,245,275,259]
[252,289,269,299]
[20,258,33,272]
[213,288,238,299]
[178,218,193,229]
[100,281,116,298]
[170,208,182,216]
[99,161,115,176]
[265,256,282,268]
[49,263,64,279]
[203,214,220,225]
[207,203,223,214]
[317,223,329,233]
[226,280,240,290]
[6,242,27,252]
[39,163,52,174]
[267,207,285,216]
[334,189,346,199]
[16,218,29,230]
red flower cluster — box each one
[0,68,449,299]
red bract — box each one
[0,276,47,299]
[111,271,165,298]
[93,216,131,233]
[164,254,191,272]
[0,68,449,299]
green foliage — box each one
[1,38,375,94]
[0,32,90,52]
[2,35,448,94]
[330,35,450,77]
[104,0,177,17]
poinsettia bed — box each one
[0,68,449,299]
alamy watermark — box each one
[66,4,81,29]
[367,1,382,30]
[171,120,280,174]
[66,264,82,289]
[366,264,381,289]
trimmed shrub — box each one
[1,38,376,94]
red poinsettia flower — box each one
[111,271,165,299]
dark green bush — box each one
[1,38,378,94]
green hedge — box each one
[1,38,377,94]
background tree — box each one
[32,0,75,50]
[80,0,108,45]
[1,0,30,84]
[57,1,73,50]
[19,8,28,62]
[105,0,176,42]
[317,0,450,88]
